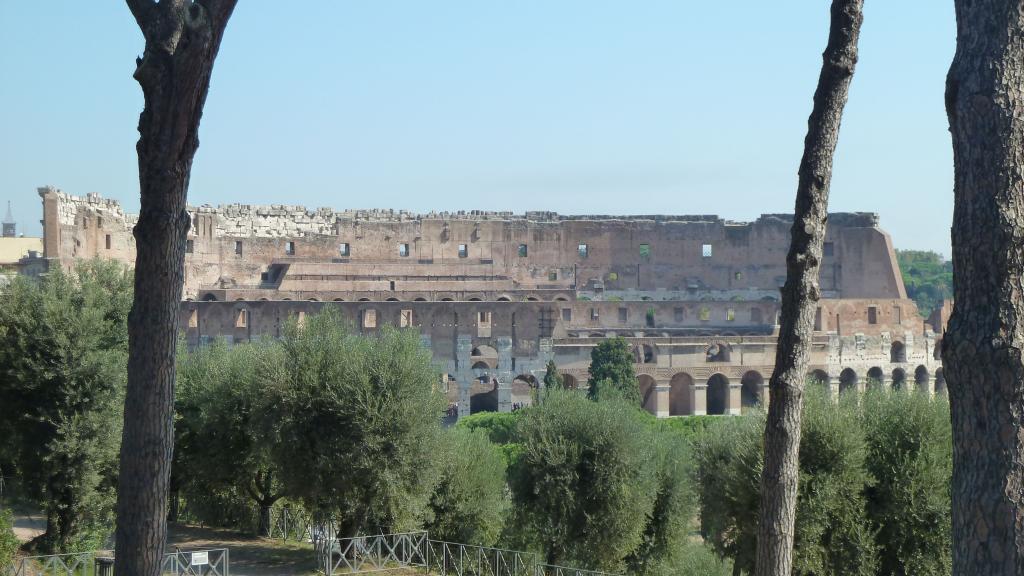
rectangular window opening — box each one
[188,309,198,329]
[518,244,528,257]
[548,270,557,281]
[399,243,410,257]
[727,308,736,322]
[458,244,468,258]
[400,309,413,328]
[235,309,248,328]
[702,244,713,258]
[285,241,295,256]
[590,308,599,321]
[105,234,111,250]
[618,307,628,323]
[363,309,377,328]
[867,306,878,325]
[639,243,651,259]
[339,243,350,256]
[578,243,589,258]
[699,307,710,322]
[674,307,685,322]
[235,240,243,256]
[893,305,902,324]
[814,307,823,331]
[186,239,194,254]
[562,308,572,321]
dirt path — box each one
[168,523,320,576]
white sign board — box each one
[191,551,209,566]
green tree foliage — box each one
[542,359,564,390]
[0,260,131,552]
[507,390,694,573]
[175,339,287,536]
[271,310,446,537]
[896,250,952,316]
[455,412,520,444]
[696,389,878,576]
[425,428,509,546]
[860,391,952,575]
[586,337,639,404]
[0,509,18,569]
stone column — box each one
[496,337,513,412]
[654,384,671,418]
[457,379,471,419]
[456,335,474,418]
[691,383,707,416]
[728,384,742,416]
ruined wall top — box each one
[41,186,139,228]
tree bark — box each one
[754,2,863,575]
[945,2,1024,573]
[116,2,236,575]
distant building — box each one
[32,185,946,419]
[3,201,15,238]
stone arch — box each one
[472,361,491,370]
[414,297,428,302]
[511,374,537,406]
[358,297,371,302]
[808,369,830,387]
[332,298,345,302]
[554,296,569,302]
[866,366,885,389]
[441,297,454,302]
[259,298,269,302]
[202,293,218,302]
[468,297,483,302]
[935,368,946,395]
[890,340,906,363]
[707,373,730,415]
[497,295,512,302]
[741,371,764,410]
[891,367,907,390]
[589,332,606,338]
[638,374,658,415]
[914,365,930,392]
[386,297,400,302]
[562,374,579,390]
[669,372,693,416]
[470,381,498,413]
[839,368,858,394]
[307,298,319,302]
[934,338,942,360]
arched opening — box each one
[638,374,658,415]
[358,297,370,302]
[472,361,491,371]
[202,293,218,302]
[839,368,858,394]
[705,342,731,363]
[468,297,483,302]
[891,368,907,390]
[497,296,511,302]
[562,374,579,390]
[934,338,942,360]
[526,297,540,302]
[635,344,656,364]
[589,332,605,338]
[511,375,537,407]
[307,298,319,302]
[741,371,764,411]
[669,373,693,416]
[808,369,830,388]
[914,365,930,392]
[332,298,344,302]
[866,367,884,390]
[935,368,946,395]
[890,341,906,363]
[414,297,427,302]
[707,374,730,415]
[554,296,569,302]
[441,297,454,302]
[386,297,400,302]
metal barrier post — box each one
[94,557,115,576]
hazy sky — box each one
[0,2,955,255]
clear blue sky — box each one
[0,1,955,255]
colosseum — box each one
[31,185,945,419]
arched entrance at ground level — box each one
[891,341,906,363]
[891,368,907,390]
[470,376,497,413]
[562,374,579,390]
[472,361,490,370]
[866,367,884,389]
[707,374,730,415]
[741,371,764,412]
[914,365,930,392]
[669,373,693,416]
[638,375,658,415]
[808,369,830,388]
[839,368,858,394]
[935,368,946,395]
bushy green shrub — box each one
[695,389,878,576]
[425,428,509,546]
[860,390,951,575]
[586,337,640,404]
[0,509,19,569]
[455,411,520,444]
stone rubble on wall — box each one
[52,189,138,228]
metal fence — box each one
[1,548,229,576]
[318,532,619,576]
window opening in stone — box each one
[867,306,878,324]
[458,244,468,258]
[399,243,410,257]
[188,309,198,328]
[726,308,735,322]
[186,239,194,254]
[363,309,377,328]
[518,244,528,257]
[893,305,901,324]
[674,307,685,322]
[639,244,650,259]
[548,270,557,281]
[235,240,243,256]
[814,307,822,331]
[400,309,413,328]
[235,309,248,328]
[578,243,588,258]
[339,243,350,256]
[562,308,572,321]
[702,244,713,258]
[105,234,111,250]
[699,307,711,322]
[285,241,295,256]
[591,308,599,321]
[618,307,628,323]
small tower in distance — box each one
[2,202,15,238]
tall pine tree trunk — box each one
[754,2,863,574]
[945,2,1024,573]
[116,2,236,575]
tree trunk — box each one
[257,502,273,538]
[115,3,236,576]
[945,2,1024,573]
[754,2,863,575]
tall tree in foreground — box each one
[117,2,236,575]
[755,2,863,575]
[944,2,1024,573]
